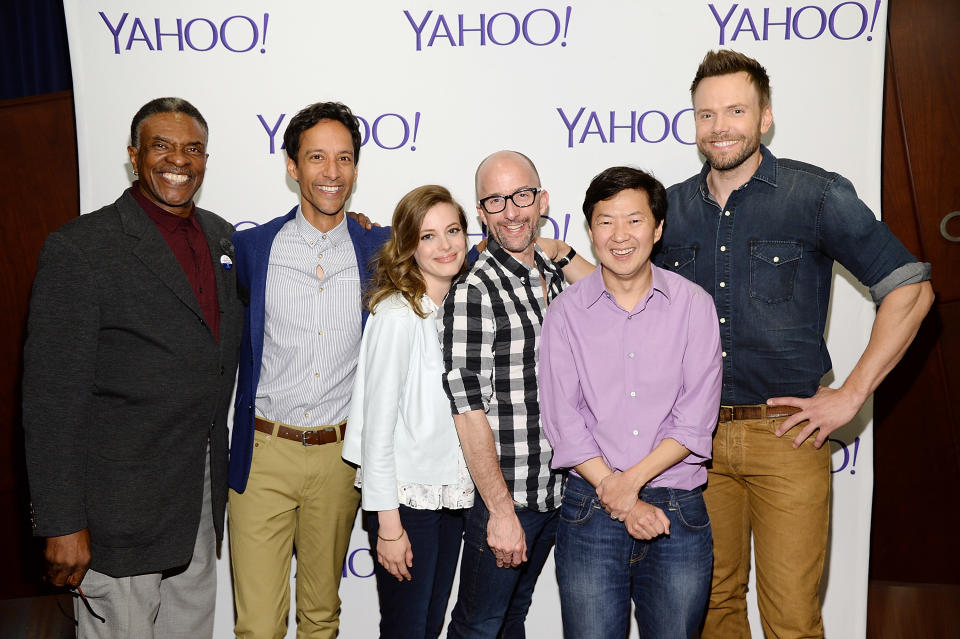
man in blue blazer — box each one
[228,102,390,638]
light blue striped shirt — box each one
[256,210,361,426]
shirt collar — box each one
[420,294,440,314]
[697,144,779,201]
[294,206,349,246]
[583,263,672,309]
[128,183,199,232]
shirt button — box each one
[719,281,726,288]
[724,210,731,216]
[628,352,635,358]
[720,245,726,252]
[673,261,679,267]
[318,329,324,336]
[630,391,636,397]
[304,412,310,418]
[314,372,320,378]
[722,351,727,357]
[317,252,323,259]
[322,234,327,240]
[773,256,780,263]
[318,286,324,292]
[632,430,639,436]
[720,317,726,324]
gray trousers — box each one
[75,447,217,639]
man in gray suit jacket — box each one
[22,97,242,638]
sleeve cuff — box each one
[869,262,931,304]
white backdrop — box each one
[64,1,887,636]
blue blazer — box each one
[228,207,391,492]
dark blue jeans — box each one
[446,495,558,639]
[365,506,465,639]
[556,474,712,639]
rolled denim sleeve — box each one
[818,174,921,291]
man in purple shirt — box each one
[540,166,722,639]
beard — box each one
[698,129,762,172]
[489,218,537,255]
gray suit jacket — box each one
[22,190,242,577]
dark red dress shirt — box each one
[129,184,220,340]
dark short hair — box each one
[582,166,667,226]
[130,97,208,147]
[690,49,771,107]
[283,101,362,165]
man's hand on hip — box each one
[769,385,865,449]
[44,528,91,588]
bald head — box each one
[475,150,541,198]
[473,150,548,264]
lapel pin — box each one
[220,254,233,270]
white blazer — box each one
[343,293,463,511]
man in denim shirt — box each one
[655,50,934,638]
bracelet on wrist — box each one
[377,528,405,542]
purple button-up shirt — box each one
[539,264,722,490]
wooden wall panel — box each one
[0,91,79,598]
[871,0,960,587]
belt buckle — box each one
[300,430,316,446]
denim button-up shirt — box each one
[655,145,925,405]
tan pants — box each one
[228,422,360,639]
[702,416,831,639]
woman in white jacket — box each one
[343,185,474,639]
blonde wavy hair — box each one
[367,185,469,318]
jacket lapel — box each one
[196,209,235,346]
[117,191,204,321]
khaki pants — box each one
[229,423,360,639]
[702,416,830,639]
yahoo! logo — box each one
[99,12,270,54]
[405,6,573,51]
[557,107,695,148]
[259,112,423,155]
[828,436,862,475]
[709,1,884,45]
[342,547,375,579]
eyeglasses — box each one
[478,187,542,214]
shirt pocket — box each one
[659,245,697,281]
[749,240,802,304]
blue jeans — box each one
[556,474,713,639]
[446,495,558,639]
[365,506,465,639]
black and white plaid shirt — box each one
[439,238,566,512]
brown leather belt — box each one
[718,405,801,422]
[255,417,346,446]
